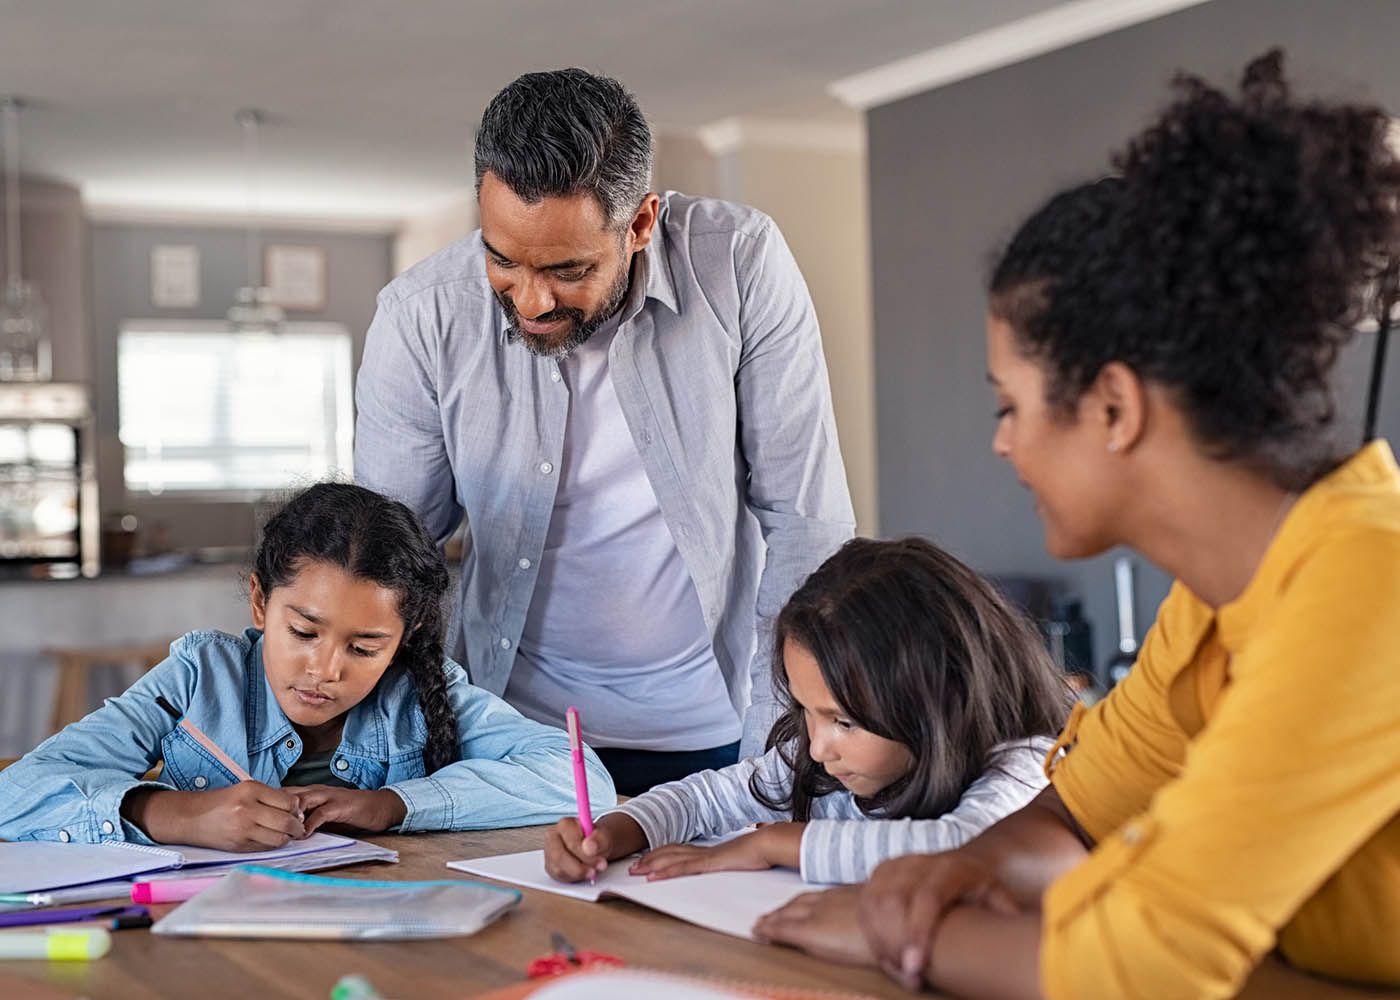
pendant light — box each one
[226,108,284,332]
[0,96,51,381]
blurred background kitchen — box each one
[3,0,1398,757]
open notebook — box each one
[0,832,397,901]
[447,846,832,941]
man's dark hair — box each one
[474,68,653,229]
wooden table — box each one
[0,825,917,1000]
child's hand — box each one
[122,782,306,852]
[543,813,647,883]
[628,822,804,881]
[295,786,407,835]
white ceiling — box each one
[0,0,1112,228]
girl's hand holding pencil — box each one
[120,782,306,852]
[544,812,647,883]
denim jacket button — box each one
[285,738,296,750]
[101,821,115,835]
[59,830,71,842]
[194,775,208,788]
[334,758,349,772]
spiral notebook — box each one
[0,832,373,895]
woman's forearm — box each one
[926,905,1045,999]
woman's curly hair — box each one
[991,49,1400,489]
[252,483,459,772]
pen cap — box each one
[565,707,582,753]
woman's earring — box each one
[1107,439,1121,452]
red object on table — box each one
[526,950,625,978]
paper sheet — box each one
[447,849,828,940]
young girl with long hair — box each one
[0,483,614,849]
[757,51,1400,999]
[544,535,1071,886]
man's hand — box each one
[543,813,648,883]
[752,887,878,968]
[628,823,804,880]
[294,786,407,835]
[122,782,306,852]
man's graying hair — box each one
[474,68,653,229]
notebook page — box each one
[168,831,356,867]
[0,841,185,893]
[447,849,829,939]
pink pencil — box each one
[155,696,253,782]
[565,707,596,884]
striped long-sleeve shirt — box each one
[611,739,1054,884]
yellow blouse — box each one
[1042,440,1400,1000]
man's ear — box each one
[1088,361,1147,453]
[249,573,268,629]
[626,193,660,254]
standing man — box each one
[355,69,853,794]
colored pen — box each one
[155,695,253,782]
[565,707,596,884]
[0,904,148,930]
[0,927,112,959]
[131,875,220,904]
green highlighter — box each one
[0,927,112,959]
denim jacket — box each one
[0,628,615,845]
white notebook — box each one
[0,832,362,895]
[447,846,831,941]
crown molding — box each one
[828,0,1215,110]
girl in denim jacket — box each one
[0,483,615,850]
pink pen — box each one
[565,706,596,883]
[131,875,221,904]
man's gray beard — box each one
[502,258,633,360]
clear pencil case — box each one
[151,865,519,939]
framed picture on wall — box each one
[263,244,327,311]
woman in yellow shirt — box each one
[755,50,1400,999]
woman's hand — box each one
[629,823,804,880]
[859,850,1019,989]
[752,887,877,968]
[122,782,306,851]
[543,812,648,883]
[294,786,406,835]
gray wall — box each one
[868,0,1400,674]
[91,223,393,551]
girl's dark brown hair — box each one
[252,482,459,772]
[755,536,1071,821]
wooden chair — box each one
[44,641,173,733]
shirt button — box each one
[193,775,208,788]
[499,637,512,650]
[334,759,349,772]
[286,738,296,750]
[550,370,562,383]
[101,821,115,835]
[59,830,71,843]
[518,557,531,570]
[1121,823,1142,845]
[538,461,553,475]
